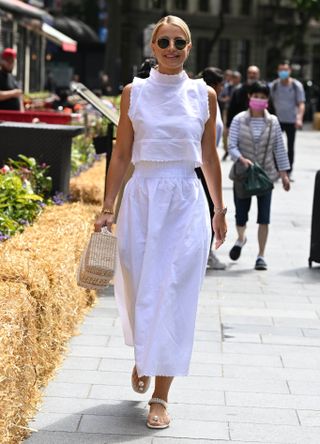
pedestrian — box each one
[228,81,290,270]
[196,66,226,270]
[270,60,305,178]
[220,70,242,160]
[219,68,233,159]
[94,15,227,429]
[226,65,260,128]
[0,48,23,111]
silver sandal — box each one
[146,397,170,429]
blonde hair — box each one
[151,15,192,44]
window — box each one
[198,0,209,12]
[174,0,187,10]
[196,38,210,72]
[218,39,231,70]
[221,0,231,14]
[240,0,252,15]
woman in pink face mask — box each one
[228,81,291,271]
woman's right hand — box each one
[94,213,114,232]
[239,156,253,169]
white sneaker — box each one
[207,252,226,270]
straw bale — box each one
[69,157,106,204]
[0,202,100,443]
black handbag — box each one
[243,162,274,196]
[229,120,274,199]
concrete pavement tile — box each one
[221,307,318,319]
[40,398,146,417]
[25,431,152,443]
[281,353,320,369]
[86,307,119,318]
[194,330,222,341]
[188,362,223,377]
[61,357,101,371]
[302,328,320,337]
[69,345,134,359]
[168,403,298,425]
[192,341,222,353]
[261,334,320,346]
[222,333,262,343]
[221,315,274,326]
[89,384,225,405]
[273,317,320,328]
[226,391,320,410]
[98,358,133,372]
[173,376,289,394]
[223,364,320,382]
[43,382,91,399]
[54,369,130,385]
[288,380,320,395]
[222,341,320,356]
[153,440,275,444]
[82,317,115,326]
[297,409,320,426]
[229,422,320,443]
[69,335,110,346]
[192,351,283,367]
[28,413,81,432]
[78,415,229,440]
[79,324,123,336]
[223,325,304,337]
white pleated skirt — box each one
[114,161,211,377]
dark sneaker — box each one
[255,257,267,270]
[229,238,247,261]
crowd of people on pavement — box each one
[199,60,305,271]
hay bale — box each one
[69,158,106,204]
[0,203,100,443]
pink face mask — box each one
[249,98,268,111]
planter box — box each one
[0,110,71,125]
[0,122,84,195]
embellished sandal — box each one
[131,366,151,394]
[146,397,170,429]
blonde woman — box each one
[95,15,226,429]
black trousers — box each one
[280,122,296,172]
[195,167,214,249]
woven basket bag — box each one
[77,227,117,290]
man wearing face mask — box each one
[0,48,23,111]
[270,61,305,178]
[226,65,260,129]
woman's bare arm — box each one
[94,84,134,231]
[201,86,227,248]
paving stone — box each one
[191,351,283,367]
[43,382,91,399]
[25,432,152,443]
[226,391,320,410]
[223,364,320,382]
[297,409,320,427]
[229,422,320,443]
[78,415,229,440]
[69,335,110,346]
[69,345,134,359]
[61,357,101,371]
[28,413,81,432]
[89,385,225,406]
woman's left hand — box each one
[212,214,227,249]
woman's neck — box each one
[250,109,264,118]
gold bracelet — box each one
[101,208,114,215]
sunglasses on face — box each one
[156,37,188,50]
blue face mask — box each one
[278,70,289,80]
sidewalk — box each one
[25,129,320,444]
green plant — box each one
[8,154,52,198]
[71,135,96,176]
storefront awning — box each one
[41,23,77,52]
[53,17,99,44]
[0,0,51,21]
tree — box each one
[289,0,320,64]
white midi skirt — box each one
[114,161,211,377]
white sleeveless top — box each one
[128,68,209,166]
